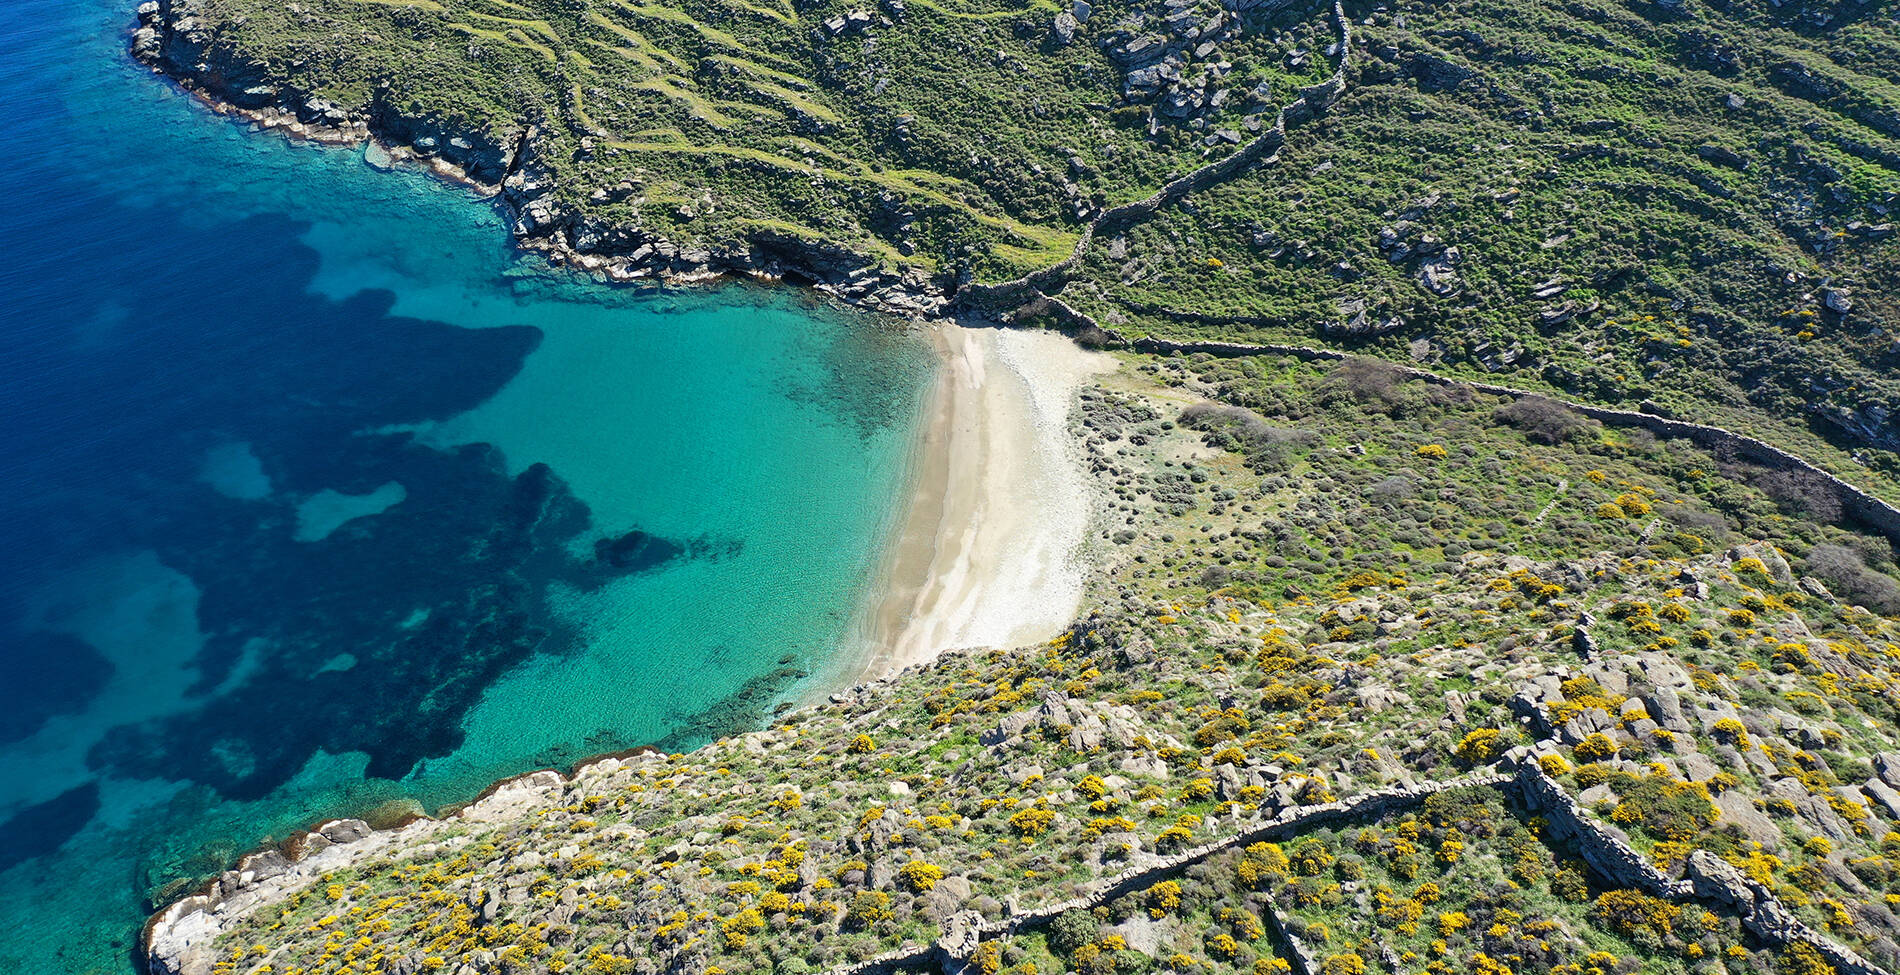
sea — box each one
[0,1,937,971]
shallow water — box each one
[0,2,934,971]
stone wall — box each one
[957,3,1352,313]
[841,759,1896,975]
[1127,336,1900,549]
[1504,759,1894,975]
[826,771,1508,975]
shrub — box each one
[1712,718,1750,748]
[1470,953,1514,975]
[1047,910,1100,957]
[1318,358,1404,412]
[846,892,892,929]
[899,861,944,892]
[1289,838,1335,876]
[1147,880,1183,918]
[1806,544,1900,614]
[1455,728,1504,765]
[1237,842,1290,887]
[1750,467,1844,524]
[1177,403,1318,471]
[1778,942,1837,975]
[1552,864,1590,902]
[1589,890,1679,947]
[1495,396,1589,444]
[1319,953,1367,975]
[847,734,876,754]
[1613,493,1652,517]
[1573,733,1618,762]
[1010,806,1057,836]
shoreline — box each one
[131,1,954,322]
[126,14,1120,964]
[845,325,1115,684]
[144,323,1115,972]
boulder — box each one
[1051,11,1078,45]
[1715,790,1782,849]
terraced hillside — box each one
[149,352,1900,975]
[135,0,1900,485]
[139,0,1339,281]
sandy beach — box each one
[850,325,1115,681]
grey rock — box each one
[1716,790,1782,850]
[1643,685,1693,734]
[1765,777,1854,840]
[1679,751,1721,782]
[318,819,371,844]
[1876,752,1900,789]
[1111,913,1167,956]
[1052,11,1079,45]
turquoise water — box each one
[0,2,934,971]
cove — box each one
[0,1,934,972]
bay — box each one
[0,2,933,971]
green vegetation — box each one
[154,352,1900,975]
[146,0,1900,490]
[130,0,1900,969]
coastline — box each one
[143,321,1115,971]
[126,9,1121,963]
[130,0,953,322]
[848,325,1115,683]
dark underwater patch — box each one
[0,783,101,874]
[0,630,113,745]
[595,528,743,572]
[651,662,809,754]
[0,199,733,807]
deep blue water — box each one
[0,3,934,971]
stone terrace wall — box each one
[1128,336,1900,548]
[1505,759,1893,975]
[957,2,1352,312]
[832,759,1898,975]
[818,771,1509,975]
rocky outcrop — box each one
[130,0,950,321]
[1508,760,1895,975]
[145,769,574,975]
[1508,760,1688,898]
[958,1,1353,312]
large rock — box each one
[1862,778,1900,819]
[1051,11,1079,45]
[1642,685,1693,734]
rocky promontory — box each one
[132,0,954,318]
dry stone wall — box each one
[957,2,1352,312]
[1503,758,1894,975]
[818,771,1509,975]
[1127,336,1900,548]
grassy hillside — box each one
[141,0,1900,495]
[1051,0,1900,490]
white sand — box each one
[851,325,1115,680]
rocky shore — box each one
[131,0,954,321]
